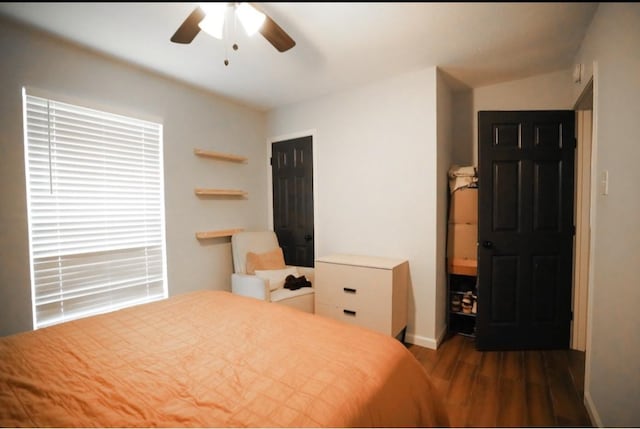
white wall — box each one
[267,67,443,347]
[451,69,576,167]
[451,90,474,166]
[0,18,268,336]
[436,69,454,342]
[571,3,640,426]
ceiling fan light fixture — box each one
[236,3,266,36]
[198,3,227,39]
[171,3,295,53]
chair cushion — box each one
[255,267,299,291]
[231,231,280,274]
[270,286,314,303]
[246,248,286,275]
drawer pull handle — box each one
[343,309,357,317]
[343,287,357,294]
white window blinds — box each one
[23,90,168,329]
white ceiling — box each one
[0,2,599,111]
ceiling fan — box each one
[171,2,296,58]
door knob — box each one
[482,240,493,249]
[304,234,313,242]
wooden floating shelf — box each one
[194,148,247,163]
[195,188,248,197]
[195,228,244,240]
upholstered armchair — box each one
[231,231,314,313]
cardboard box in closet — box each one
[449,187,478,224]
[447,224,478,260]
[447,187,478,275]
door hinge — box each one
[573,137,577,148]
[570,310,574,321]
[572,225,576,235]
[269,157,273,166]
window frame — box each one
[22,88,169,329]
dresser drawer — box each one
[316,302,390,335]
[315,261,392,311]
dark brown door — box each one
[271,136,314,267]
[477,111,575,350]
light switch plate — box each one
[601,170,609,195]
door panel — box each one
[271,136,314,267]
[275,177,289,226]
[493,161,521,231]
[490,255,519,323]
[531,255,558,323]
[534,122,564,148]
[533,160,562,231]
[494,123,522,148]
[477,111,574,350]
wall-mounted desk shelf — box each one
[194,188,247,197]
[194,148,247,163]
[195,228,244,240]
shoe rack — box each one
[448,273,478,337]
[445,180,479,338]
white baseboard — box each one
[584,390,602,427]
[405,333,436,349]
[405,325,448,350]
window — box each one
[22,89,168,329]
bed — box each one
[0,290,448,427]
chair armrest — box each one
[231,273,271,301]
[290,266,314,285]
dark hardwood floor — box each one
[407,334,592,427]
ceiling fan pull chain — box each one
[224,8,230,66]
[232,6,239,52]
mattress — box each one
[0,290,448,427]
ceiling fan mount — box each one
[170,2,296,55]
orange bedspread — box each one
[0,290,448,427]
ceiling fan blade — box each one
[170,6,206,44]
[259,14,296,52]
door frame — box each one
[266,129,319,260]
[572,78,594,352]
[576,63,601,427]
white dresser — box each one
[314,254,409,339]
